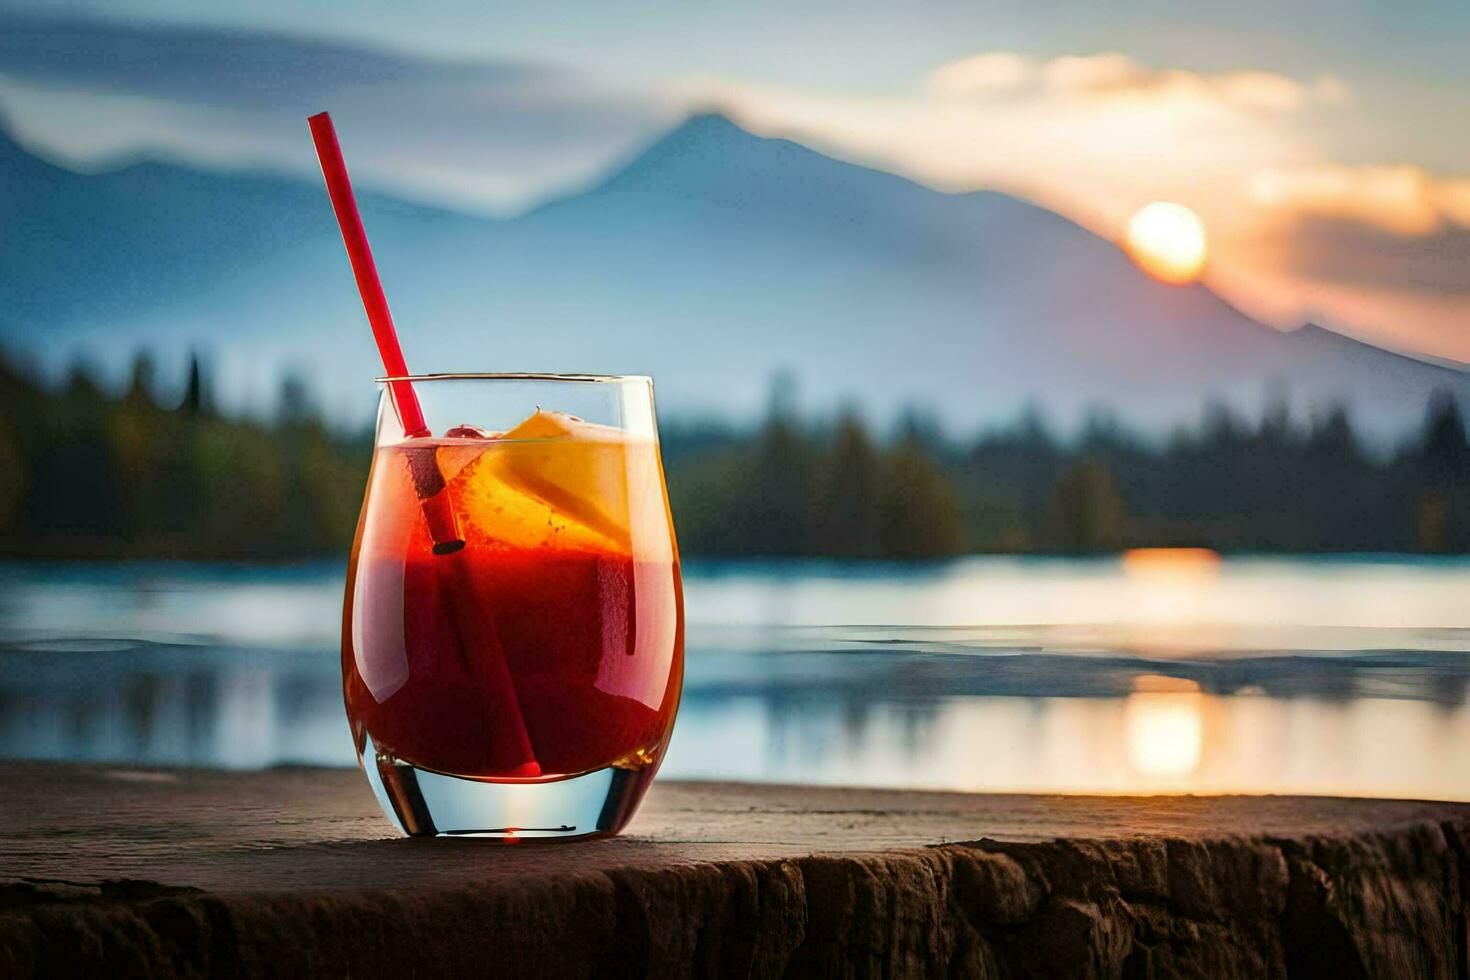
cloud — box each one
[0,15,545,108]
[1250,164,1470,236]
[1208,206,1470,360]
[925,51,1349,114]
[0,19,1461,364]
[925,53,1034,97]
[0,14,676,212]
[1244,212,1470,297]
[701,63,1322,232]
[1040,53,1156,94]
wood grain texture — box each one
[1,763,1468,977]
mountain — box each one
[2,113,1465,437]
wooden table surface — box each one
[2,762,1467,977]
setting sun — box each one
[1124,201,1208,284]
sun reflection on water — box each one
[1124,675,1205,780]
[4,560,1470,800]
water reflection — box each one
[1123,677,1205,779]
[0,645,352,769]
[2,558,1470,800]
[4,638,1469,800]
[664,684,1470,801]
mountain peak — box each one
[654,111,754,149]
[595,111,840,197]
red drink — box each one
[342,407,683,835]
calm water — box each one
[2,556,1469,800]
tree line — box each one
[0,354,366,559]
[1,353,1467,559]
[663,382,1470,557]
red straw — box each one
[308,111,428,439]
[309,111,463,552]
[309,111,537,780]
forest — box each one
[1,352,1467,560]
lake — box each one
[3,555,1468,800]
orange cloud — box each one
[925,52,1033,97]
[925,51,1348,114]
[1251,165,1470,236]
[1041,53,1155,93]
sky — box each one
[1,1,1467,364]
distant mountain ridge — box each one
[1,112,1464,438]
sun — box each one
[1124,202,1208,285]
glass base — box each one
[363,737,649,839]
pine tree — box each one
[1419,390,1468,485]
[1416,390,1469,552]
[733,373,815,555]
[181,352,210,416]
[1044,458,1126,552]
[126,352,157,407]
[877,437,967,559]
[813,409,882,557]
[0,418,24,533]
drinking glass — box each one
[342,374,683,839]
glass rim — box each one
[374,372,651,385]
